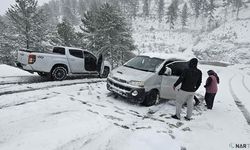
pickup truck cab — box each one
[107,53,190,106]
[16,46,111,80]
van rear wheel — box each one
[142,90,159,107]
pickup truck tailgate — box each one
[17,50,30,65]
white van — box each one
[107,53,190,106]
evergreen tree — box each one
[143,0,150,18]
[158,0,164,22]
[81,3,135,67]
[0,17,17,65]
[222,0,232,24]
[233,0,243,19]
[166,0,178,30]
[181,3,188,30]
[6,0,49,50]
[57,18,76,46]
[200,0,209,17]
[190,0,202,24]
[207,0,216,30]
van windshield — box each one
[124,56,164,72]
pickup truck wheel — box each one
[100,67,110,78]
[51,66,67,81]
[142,90,159,107]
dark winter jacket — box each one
[174,58,202,92]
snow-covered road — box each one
[0,64,250,150]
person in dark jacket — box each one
[204,70,219,109]
[171,58,202,120]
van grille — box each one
[113,77,128,84]
[108,79,131,91]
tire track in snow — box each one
[242,75,250,93]
[54,126,112,150]
[0,94,58,110]
[229,75,250,125]
[0,75,99,85]
[0,80,105,96]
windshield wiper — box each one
[124,65,136,69]
[124,65,154,72]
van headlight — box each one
[129,80,144,87]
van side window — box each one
[69,49,83,58]
[84,51,97,71]
[167,62,189,76]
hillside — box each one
[132,2,250,64]
[1,0,249,65]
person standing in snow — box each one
[204,70,219,109]
[171,58,202,121]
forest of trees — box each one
[0,0,247,66]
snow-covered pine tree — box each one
[81,3,135,67]
[0,17,17,65]
[181,3,188,30]
[222,0,232,24]
[207,0,216,30]
[7,0,49,51]
[158,0,164,22]
[199,0,209,31]
[166,0,178,30]
[232,0,243,19]
[57,18,76,47]
[143,0,150,18]
[190,0,202,25]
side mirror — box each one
[164,67,172,76]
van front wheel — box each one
[142,90,159,107]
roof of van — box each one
[140,52,190,61]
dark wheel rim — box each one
[52,67,67,80]
[149,92,157,105]
[144,91,159,106]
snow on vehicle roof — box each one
[140,52,190,61]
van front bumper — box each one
[107,78,145,103]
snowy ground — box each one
[0,64,250,150]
